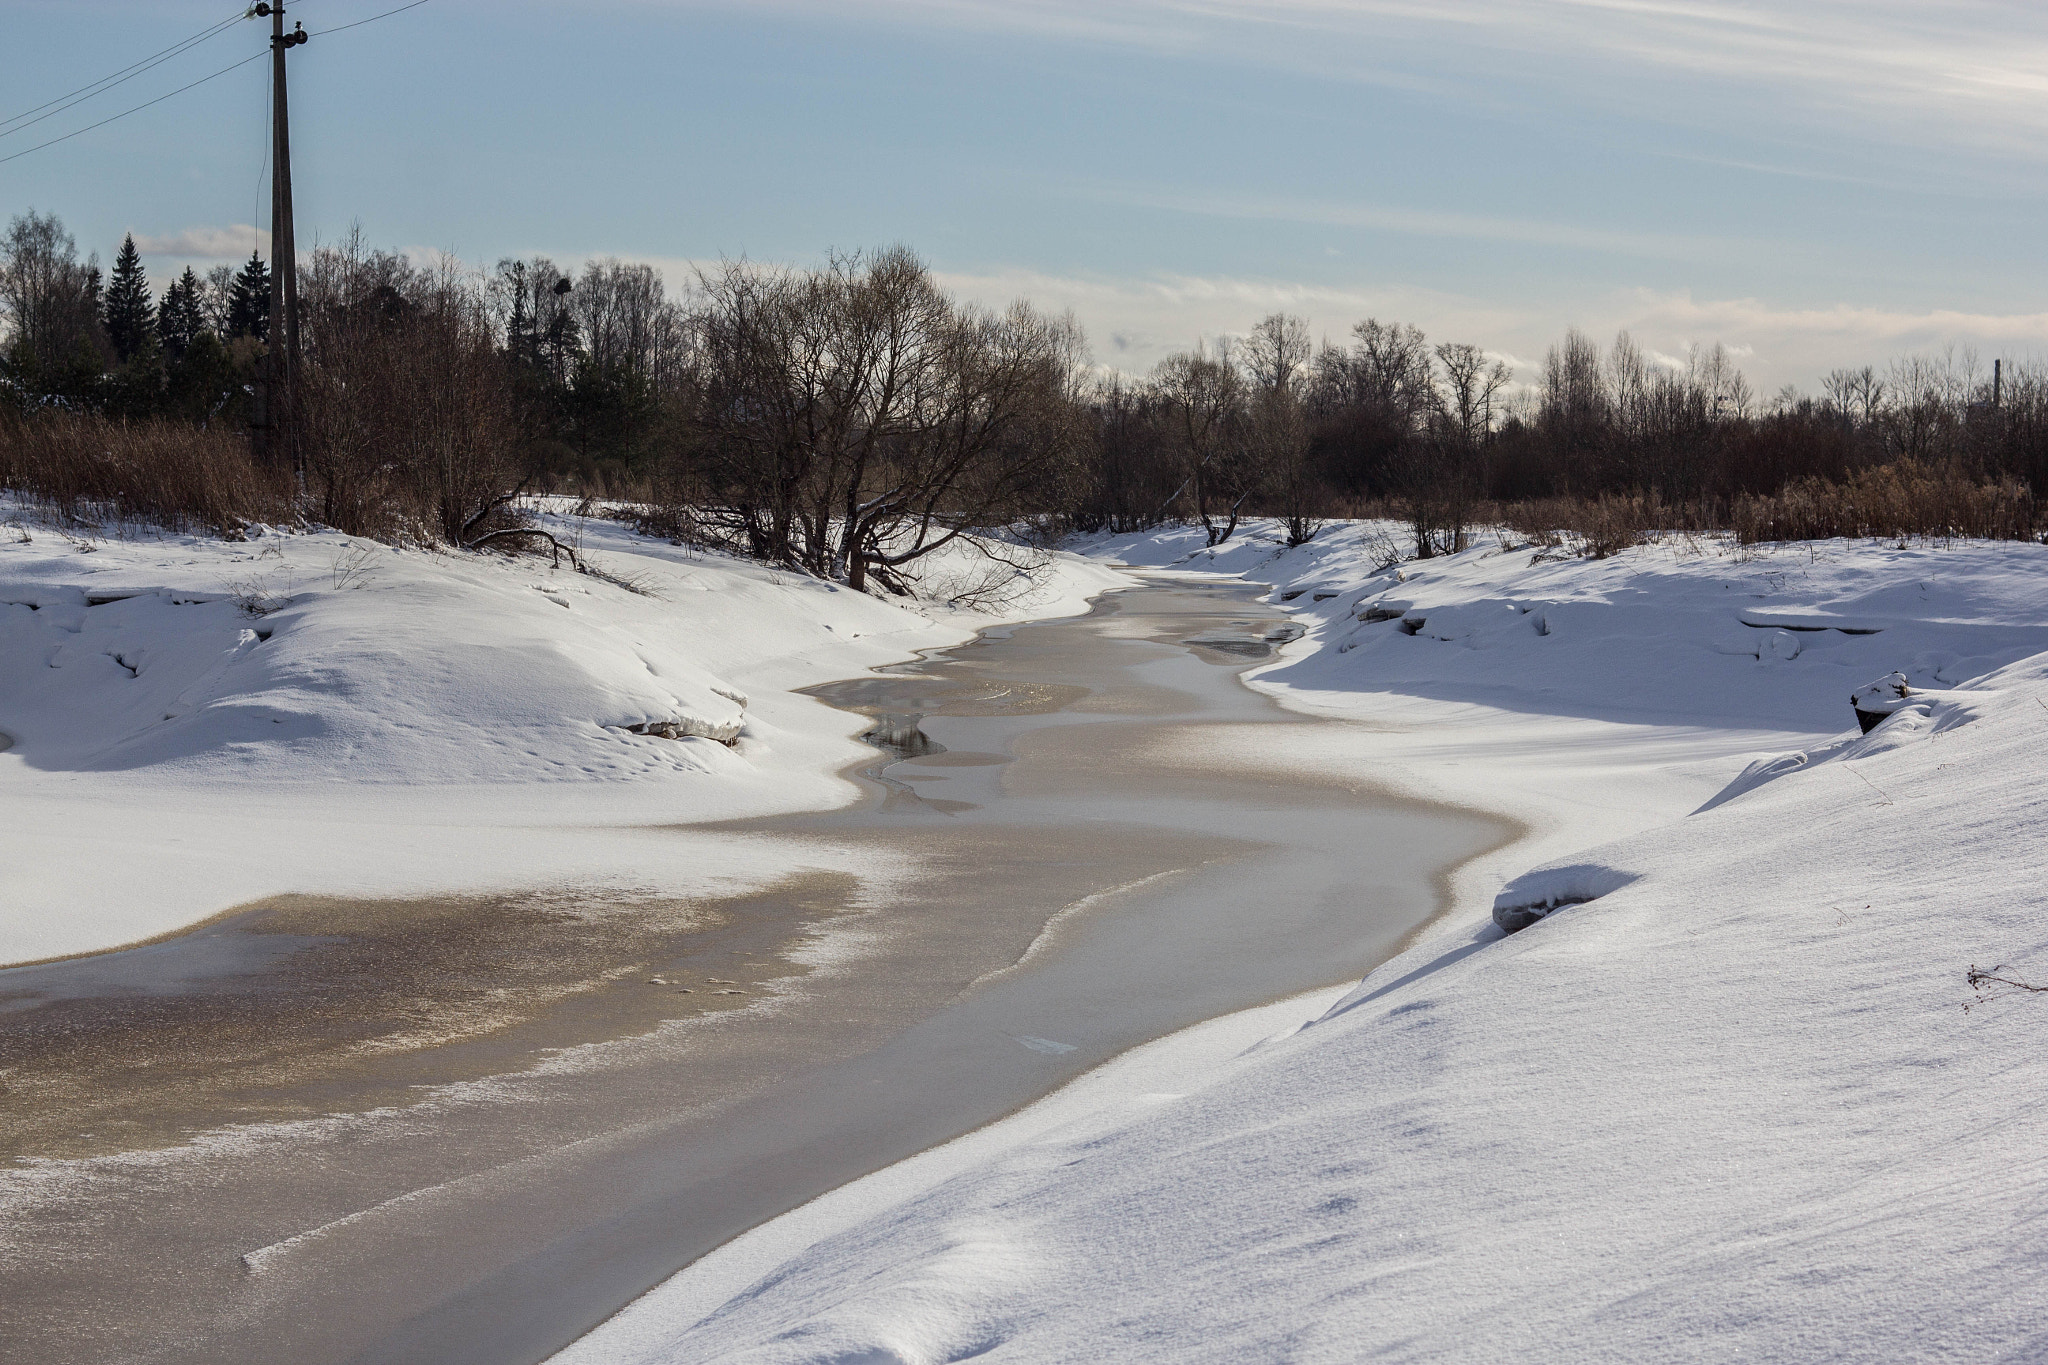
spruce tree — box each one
[226,252,270,341]
[103,233,154,362]
[158,268,205,358]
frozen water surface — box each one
[0,577,1504,1365]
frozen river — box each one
[0,576,1508,1365]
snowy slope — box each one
[560,523,2048,1364]
[0,504,1124,961]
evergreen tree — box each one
[226,252,270,341]
[102,233,154,362]
[164,330,241,425]
[157,267,205,357]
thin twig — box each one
[1965,964,2048,1012]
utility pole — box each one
[250,3,308,474]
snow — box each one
[0,503,1124,962]
[559,521,2048,1364]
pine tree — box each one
[103,233,154,362]
[157,267,206,357]
[226,252,270,341]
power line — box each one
[0,51,265,168]
[308,0,432,39]
[0,9,248,137]
[0,0,429,170]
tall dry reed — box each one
[0,411,296,533]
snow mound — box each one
[3,565,752,780]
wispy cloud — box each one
[131,225,267,260]
[1070,180,1743,260]
[703,0,2048,156]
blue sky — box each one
[5,0,2047,391]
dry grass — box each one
[1501,493,1718,558]
[0,411,296,535]
[1493,465,2038,557]
[1733,461,2035,545]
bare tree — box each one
[1823,366,1885,423]
[1880,349,1975,464]
[297,228,524,543]
[572,258,689,387]
[1396,341,1509,555]
[1434,342,1510,451]
[1153,344,1254,546]
[1308,319,1435,502]
[1539,327,1607,491]
[688,247,1082,593]
[1240,312,1310,392]
[198,264,238,338]
[1242,312,1320,545]
[1068,376,1180,533]
[0,209,106,393]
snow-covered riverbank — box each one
[0,505,1123,961]
[560,522,2048,1364]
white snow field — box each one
[556,521,2048,1365]
[0,503,1123,962]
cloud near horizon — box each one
[620,253,2048,392]
[130,225,268,262]
[933,269,2048,392]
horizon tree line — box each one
[3,206,2043,574]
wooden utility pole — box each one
[252,3,308,474]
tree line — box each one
[1,213,272,425]
[1069,321,2045,555]
[3,206,2041,583]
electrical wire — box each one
[0,51,266,167]
[0,9,248,138]
[0,0,429,170]
[308,0,431,39]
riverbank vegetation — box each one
[4,209,2040,585]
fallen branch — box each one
[463,526,583,570]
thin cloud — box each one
[705,0,2048,155]
[1072,180,1741,261]
[130,225,267,260]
